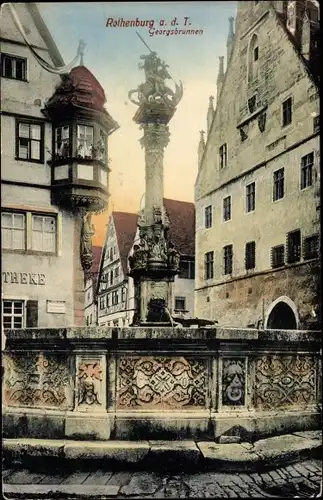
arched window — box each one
[248,34,259,83]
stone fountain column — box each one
[128,51,183,326]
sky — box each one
[39,1,237,246]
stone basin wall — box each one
[2,327,322,441]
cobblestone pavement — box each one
[3,459,322,498]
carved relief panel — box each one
[76,355,106,411]
[220,357,247,408]
[3,352,73,410]
[117,356,207,410]
[254,355,316,410]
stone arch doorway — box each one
[265,296,299,330]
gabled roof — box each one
[26,3,65,67]
[164,198,195,257]
[112,211,139,275]
[85,246,102,286]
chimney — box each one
[207,96,214,135]
[227,16,235,63]
[198,130,206,169]
[216,56,225,103]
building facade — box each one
[96,199,195,326]
[195,0,320,329]
[1,3,118,329]
[84,246,102,326]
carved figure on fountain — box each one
[167,241,180,271]
[128,51,183,109]
[80,212,95,271]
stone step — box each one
[3,431,322,473]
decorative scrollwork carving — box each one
[3,353,72,409]
[254,355,316,410]
[117,357,207,409]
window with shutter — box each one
[26,300,38,328]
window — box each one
[107,294,110,307]
[174,296,186,311]
[55,126,70,159]
[300,153,314,189]
[110,271,114,286]
[313,115,320,133]
[115,267,119,278]
[90,313,92,325]
[303,234,319,260]
[287,229,301,264]
[204,251,214,280]
[96,129,107,162]
[31,215,56,253]
[223,245,233,275]
[1,54,27,81]
[248,95,257,113]
[248,34,259,82]
[223,196,231,221]
[77,125,94,159]
[254,46,259,61]
[99,296,106,310]
[205,205,212,228]
[1,210,57,253]
[110,248,113,260]
[245,241,256,270]
[178,259,195,279]
[282,97,292,127]
[271,245,285,268]
[273,168,284,201]
[246,182,255,212]
[219,143,227,169]
[112,291,119,305]
[2,300,24,329]
[16,121,44,162]
[121,288,126,302]
[1,212,26,250]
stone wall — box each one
[2,327,321,442]
[196,260,320,329]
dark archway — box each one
[267,301,297,330]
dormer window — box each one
[248,34,259,82]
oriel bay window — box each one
[16,120,44,162]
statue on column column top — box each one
[128,50,183,108]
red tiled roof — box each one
[46,65,106,112]
[164,198,195,257]
[112,211,138,275]
[85,245,102,283]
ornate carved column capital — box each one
[139,122,170,151]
